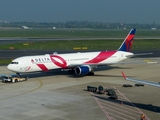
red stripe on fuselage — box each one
[50,55,67,68]
[37,64,49,71]
[84,51,116,64]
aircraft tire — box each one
[87,72,94,76]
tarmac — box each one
[0,57,160,120]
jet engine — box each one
[75,65,92,75]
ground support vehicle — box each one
[135,83,144,87]
[87,86,97,92]
[97,86,105,94]
[122,84,133,87]
[2,76,28,83]
[106,89,118,100]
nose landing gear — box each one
[16,73,21,77]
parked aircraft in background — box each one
[7,29,136,76]
[121,71,160,88]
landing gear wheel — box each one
[16,73,21,77]
[87,72,94,76]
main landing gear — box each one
[87,71,94,76]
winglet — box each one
[121,71,127,80]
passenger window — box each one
[11,62,19,64]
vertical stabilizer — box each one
[118,29,136,52]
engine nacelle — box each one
[75,65,92,75]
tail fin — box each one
[118,29,136,52]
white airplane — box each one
[7,29,136,76]
[121,71,160,88]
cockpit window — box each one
[11,62,19,64]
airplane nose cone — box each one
[7,64,16,72]
[7,64,17,72]
[7,64,11,70]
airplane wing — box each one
[121,71,160,88]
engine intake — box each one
[75,65,91,75]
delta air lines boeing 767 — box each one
[7,29,136,76]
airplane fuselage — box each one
[7,29,136,76]
[7,50,133,73]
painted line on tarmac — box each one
[0,79,43,101]
[106,112,127,120]
[114,87,151,120]
[100,102,140,118]
[91,92,112,120]
[99,98,139,115]
[91,87,151,120]
[102,105,136,120]
[92,93,128,120]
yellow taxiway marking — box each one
[0,79,43,101]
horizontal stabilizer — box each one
[125,53,153,58]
